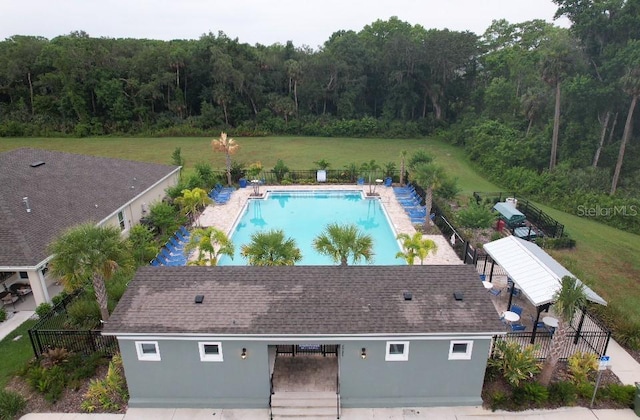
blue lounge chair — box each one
[510,305,523,317]
[510,323,526,332]
[384,177,392,187]
[489,288,502,296]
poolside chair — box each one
[150,258,160,267]
[384,177,392,187]
[179,226,189,236]
[357,177,365,185]
[489,288,502,297]
[479,274,486,281]
[529,315,547,331]
[510,305,523,317]
[509,322,526,332]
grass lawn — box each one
[0,319,37,388]
[2,136,638,325]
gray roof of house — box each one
[104,265,506,336]
[0,148,179,268]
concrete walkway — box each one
[19,406,639,419]
[0,310,34,341]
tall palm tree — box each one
[211,132,239,186]
[313,223,374,266]
[360,160,381,195]
[48,223,133,322]
[411,162,446,225]
[184,227,234,266]
[174,188,212,225]
[538,276,588,386]
[395,232,438,265]
[241,229,302,266]
[399,150,408,186]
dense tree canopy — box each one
[1,9,640,223]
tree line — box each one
[1,1,639,230]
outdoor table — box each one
[375,179,383,185]
[502,311,520,323]
[482,281,493,290]
[542,316,559,328]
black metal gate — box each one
[276,344,338,357]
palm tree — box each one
[360,159,381,195]
[174,188,212,225]
[48,223,133,322]
[313,223,374,266]
[399,150,407,186]
[184,227,234,266]
[538,276,588,386]
[211,132,239,186]
[240,229,302,266]
[395,232,438,265]
[411,162,446,225]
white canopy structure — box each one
[483,236,607,308]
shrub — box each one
[487,389,509,411]
[27,365,66,403]
[576,382,595,399]
[456,200,496,228]
[600,384,635,407]
[567,352,598,385]
[488,340,542,387]
[81,354,128,413]
[40,348,70,369]
[0,389,27,420]
[513,382,549,406]
[35,302,53,319]
[548,381,577,405]
[535,236,576,250]
[66,297,101,329]
[51,291,69,306]
[273,159,290,183]
[0,307,6,323]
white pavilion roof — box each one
[482,236,607,307]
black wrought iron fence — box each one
[28,288,118,358]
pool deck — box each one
[195,184,462,265]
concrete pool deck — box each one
[195,184,462,265]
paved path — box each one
[0,310,34,341]
[19,406,639,419]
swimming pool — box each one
[217,190,405,265]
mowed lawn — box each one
[2,136,639,324]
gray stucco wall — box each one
[339,339,490,407]
[119,339,270,408]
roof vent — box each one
[22,197,31,213]
[195,295,204,304]
[403,291,413,301]
[30,161,45,168]
[453,292,464,301]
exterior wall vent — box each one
[453,292,464,301]
[195,295,204,304]
[403,291,412,301]
[30,161,45,168]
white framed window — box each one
[198,342,224,362]
[117,211,126,230]
[135,341,161,361]
[448,340,473,360]
[385,341,409,361]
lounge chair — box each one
[384,177,392,187]
[489,288,502,296]
[510,322,526,332]
[510,305,523,316]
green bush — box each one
[456,200,496,228]
[513,382,549,406]
[273,159,290,183]
[576,382,595,399]
[567,352,598,385]
[66,297,101,329]
[81,354,128,413]
[487,389,509,411]
[600,384,635,407]
[35,302,53,319]
[27,365,66,403]
[535,236,576,250]
[0,307,6,323]
[548,381,577,405]
[488,340,542,387]
[0,389,27,420]
[51,291,69,306]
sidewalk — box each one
[19,406,639,419]
[0,310,34,341]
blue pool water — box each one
[218,190,405,265]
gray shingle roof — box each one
[104,265,506,336]
[0,148,179,267]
